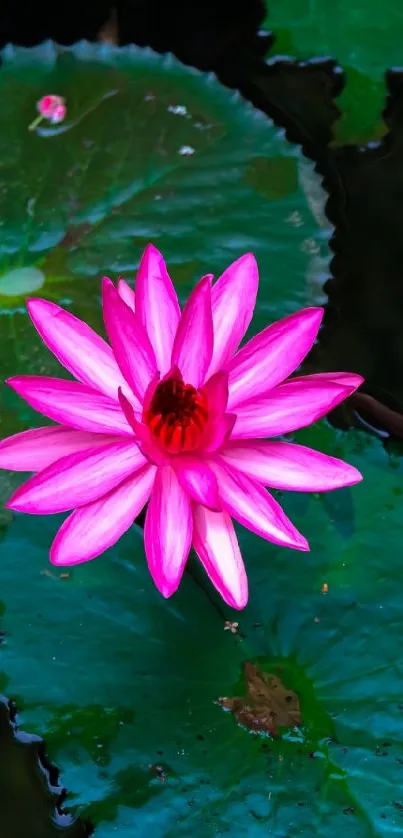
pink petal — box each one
[6,440,146,514]
[117,278,135,312]
[207,253,259,377]
[27,298,130,403]
[118,388,143,434]
[174,456,221,511]
[142,372,160,414]
[193,505,248,609]
[171,276,213,387]
[202,371,229,414]
[0,426,120,472]
[227,307,324,408]
[49,103,66,124]
[38,95,59,117]
[135,244,181,374]
[290,371,364,389]
[102,277,157,401]
[7,376,133,436]
[221,440,363,491]
[209,458,309,550]
[118,389,169,465]
[232,379,357,439]
[50,464,156,566]
[202,413,237,453]
[200,372,234,451]
[144,465,193,598]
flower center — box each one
[144,375,209,454]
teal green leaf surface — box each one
[0,43,402,837]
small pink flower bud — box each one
[34,95,66,126]
[37,95,59,117]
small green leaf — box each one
[0,267,45,298]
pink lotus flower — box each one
[0,246,363,609]
[28,95,66,131]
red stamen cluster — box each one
[144,375,209,454]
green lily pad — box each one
[3,433,403,836]
[263,1,403,144]
[0,41,402,837]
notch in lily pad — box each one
[0,696,92,837]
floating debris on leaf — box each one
[148,764,167,783]
[224,621,239,634]
[178,145,195,156]
[216,661,301,737]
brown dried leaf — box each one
[217,661,301,737]
[97,8,119,45]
